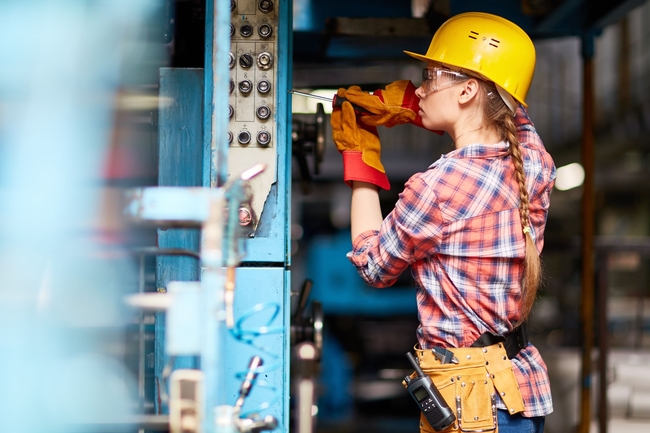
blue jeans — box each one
[497,410,545,433]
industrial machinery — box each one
[124,0,303,432]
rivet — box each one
[471,380,475,384]
[466,355,471,359]
[485,361,489,365]
[482,348,488,353]
[510,408,515,413]
[461,382,466,387]
[503,356,507,360]
[491,374,495,379]
[474,416,479,421]
[457,376,461,380]
[484,380,488,384]
[420,422,424,427]
[501,392,506,396]
[450,378,455,382]
[498,343,503,348]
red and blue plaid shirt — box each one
[348,106,556,417]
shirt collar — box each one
[442,141,510,160]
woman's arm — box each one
[350,181,384,241]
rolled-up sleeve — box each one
[347,175,443,287]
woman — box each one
[330,12,555,433]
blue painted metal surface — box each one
[156,68,205,413]
[151,0,293,429]
[0,1,153,431]
[223,267,290,428]
[222,1,294,429]
[125,187,220,223]
[221,0,294,427]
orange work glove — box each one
[340,80,441,133]
[330,97,390,190]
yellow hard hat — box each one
[404,12,536,108]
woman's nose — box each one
[414,85,425,99]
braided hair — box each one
[478,80,541,324]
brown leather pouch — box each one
[411,343,525,433]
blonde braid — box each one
[504,115,540,324]
[479,80,541,324]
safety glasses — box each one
[421,67,470,94]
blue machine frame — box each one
[154,0,293,430]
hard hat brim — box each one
[403,50,430,63]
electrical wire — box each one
[229,302,284,417]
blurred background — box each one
[0,1,649,433]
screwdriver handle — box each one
[332,94,371,115]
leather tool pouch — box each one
[411,343,525,433]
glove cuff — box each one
[342,151,390,191]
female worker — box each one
[330,12,555,433]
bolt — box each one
[239,207,252,226]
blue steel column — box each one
[207,0,293,431]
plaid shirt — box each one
[348,106,556,417]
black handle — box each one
[332,95,371,114]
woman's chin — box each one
[420,118,435,130]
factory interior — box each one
[1,0,650,432]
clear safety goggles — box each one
[421,67,470,94]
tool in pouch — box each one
[404,352,456,431]
[431,347,459,365]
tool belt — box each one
[410,342,525,433]
[471,323,528,359]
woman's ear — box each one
[457,78,480,106]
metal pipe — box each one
[296,342,318,433]
[131,247,201,259]
[597,255,609,433]
[579,32,596,433]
